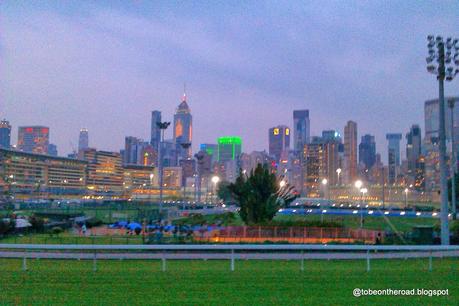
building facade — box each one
[0,120,11,149]
[173,94,192,161]
[359,134,376,172]
[344,121,358,184]
[268,125,290,162]
[150,110,161,152]
[17,126,49,155]
[81,149,124,195]
[217,136,242,163]
[386,133,402,184]
[78,128,89,152]
[293,110,310,153]
[0,148,87,197]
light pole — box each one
[355,180,363,227]
[156,121,171,215]
[336,168,341,186]
[211,176,220,205]
[404,188,409,210]
[194,152,205,203]
[449,98,457,220]
[149,173,154,203]
[321,178,328,202]
[179,143,192,202]
[426,35,459,244]
[360,187,367,228]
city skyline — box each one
[1,1,458,157]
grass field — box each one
[274,214,440,233]
[0,258,457,305]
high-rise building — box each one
[217,136,242,163]
[424,97,459,191]
[406,124,422,177]
[322,130,341,143]
[200,143,218,164]
[386,133,402,184]
[293,110,310,152]
[302,137,340,197]
[344,121,358,184]
[48,144,58,157]
[17,126,49,154]
[425,97,459,146]
[173,93,192,161]
[269,125,290,162]
[150,111,161,152]
[124,137,153,165]
[358,134,376,172]
[78,128,89,152]
[0,120,11,149]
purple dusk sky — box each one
[0,1,458,160]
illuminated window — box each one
[273,128,279,135]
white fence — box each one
[0,244,458,272]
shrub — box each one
[29,215,45,233]
[51,226,63,236]
[86,218,103,228]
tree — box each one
[217,181,235,203]
[226,164,297,224]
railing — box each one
[0,244,458,272]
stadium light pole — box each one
[448,98,457,220]
[156,121,171,216]
[426,35,459,244]
[179,143,192,201]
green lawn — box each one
[0,234,144,245]
[0,258,457,305]
[274,214,440,233]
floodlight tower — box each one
[156,121,171,214]
[426,35,459,244]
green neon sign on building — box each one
[217,136,242,162]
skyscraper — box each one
[425,97,459,145]
[124,136,152,165]
[17,126,49,154]
[268,125,290,162]
[358,134,376,171]
[78,128,89,152]
[302,137,339,197]
[406,124,422,177]
[150,111,161,152]
[48,144,58,157]
[344,121,358,184]
[0,120,11,149]
[173,93,192,161]
[217,136,242,163]
[293,110,310,152]
[386,133,402,184]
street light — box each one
[426,35,459,245]
[279,180,286,188]
[179,143,192,201]
[336,168,341,186]
[321,178,329,202]
[156,121,171,215]
[449,98,457,220]
[404,188,409,210]
[360,187,368,228]
[211,175,220,204]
